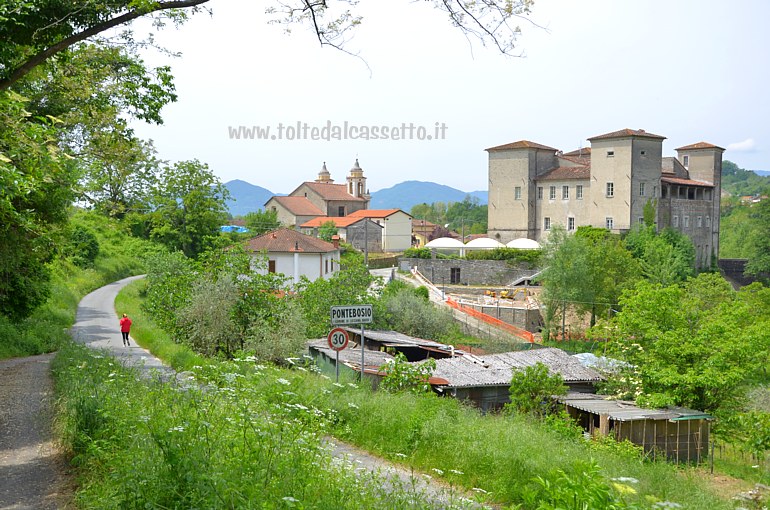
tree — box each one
[244,209,280,235]
[379,352,436,394]
[506,362,567,418]
[318,220,339,242]
[600,274,770,412]
[0,92,77,319]
[745,199,770,278]
[624,225,694,286]
[148,160,230,258]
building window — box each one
[338,206,345,216]
[683,155,689,168]
[697,216,702,228]
[605,217,614,230]
[537,186,543,200]
[568,217,575,231]
[576,185,583,200]
[607,150,615,157]
[673,216,679,227]
[684,216,690,228]
[562,185,569,200]
[705,189,712,200]
[450,267,461,284]
[639,182,645,196]
[544,217,551,231]
[268,260,276,273]
[549,186,556,200]
[706,215,711,227]
[514,186,522,200]
[606,182,614,197]
[638,217,645,225]
[325,259,329,274]
[653,185,658,198]
[641,150,646,156]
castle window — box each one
[639,182,645,196]
[697,216,702,228]
[549,186,556,200]
[606,182,614,198]
[576,185,583,200]
[684,216,690,228]
[653,185,658,197]
[338,206,345,216]
[705,189,712,200]
[607,150,615,157]
[514,186,522,200]
[605,217,614,230]
[683,155,690,168]
[638,217,644,225]
[537,186,543,200]
[562,186,569,200]
[568,217,575,231]
[544,217,551,231]
[706,215,711,227]
[641,150,646,156]
[673,216,679,227]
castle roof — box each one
[244,228,338,253]
[265,196,325,216]
[563,147,591,157]
[485,140,558,152]
[537,166,591,181]
[675,142,725,151]
[661,176,714,187]
[588,128,666,141]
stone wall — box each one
[399,258,540,287]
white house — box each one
[244,228,340,283]
[347,209,413,252]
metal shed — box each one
[559,393,713,463]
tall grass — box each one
[87,285,736,509]
[52,342,464,509]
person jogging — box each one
[119,313,132,347]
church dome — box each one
[349,158,364,177]
[316,162,333,183]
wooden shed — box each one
[559,393,713,464]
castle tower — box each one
[315,162,333,183]
[346,158,369,200]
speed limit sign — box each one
[327,327,349,351]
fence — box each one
[446,297,535,343]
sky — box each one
[128,0,770,195]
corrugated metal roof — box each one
[307,340,394,370]
[346,329,454,352]
[431,348,603,389]
[558,393,713,422]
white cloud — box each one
[726,138,757,152]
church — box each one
[264,159,371,227]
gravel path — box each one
[0,354,74,509]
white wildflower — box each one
[276,378,291,386]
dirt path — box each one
[0,354,74,509]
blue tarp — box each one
[220,225,250,233]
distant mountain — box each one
[753,170,770,177]
[370,181,487,211]
[223,180,277,217]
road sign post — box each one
[330,305,373,382]
[327,327,349,382]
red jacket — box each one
[119,317,132,333]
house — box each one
[559,393,713,464]
[264,160,370,226]
[243,228,340,283]
[299,216,383,253]
[487,129,724,268]
[429,347,603,412]
[347,209,413,252]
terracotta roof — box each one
[244,228,338,253]
[486,140,558,152]
[348,209,411,219]
[563,147,591,157]
[661,176,714,187]
[588,128,666,141]
[301,182,366,201]
[300,216,377,228]
[675,141,725,151]
[537,166,591,181]
[265,196,325,216]
[558,155,591,166]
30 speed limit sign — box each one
[327,327,349,351]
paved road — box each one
[71,275,174,381]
